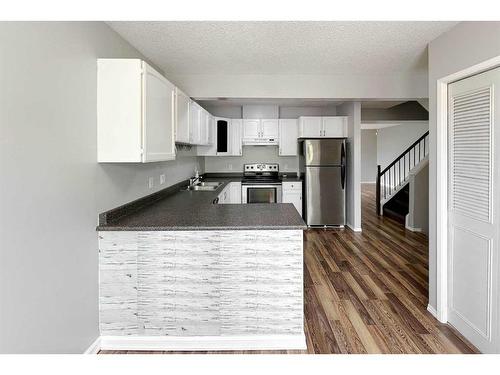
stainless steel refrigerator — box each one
[303,139,346,226]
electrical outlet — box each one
[160,174,166,185]
[148,177,154,189]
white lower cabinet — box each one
[229,182,242,204]
[217,182,241,204]
[282,181,302,216]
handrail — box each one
[376,130,429,215]
[380,131,429,175]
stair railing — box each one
[376,131,429,215]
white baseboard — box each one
[346,223,362,232]
[405,225,423,232]
[427,304,438,319]
[361,181,376,184]
[84,336,101,354]
[99,334,306,352]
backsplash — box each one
[204,145,299,173]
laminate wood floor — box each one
[100,184,478,354]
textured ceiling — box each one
[107,21,457,75]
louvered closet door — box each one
[448,67,500,353]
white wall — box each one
[242,105,279,119]
[0,22,203,353]
[173,72,428,99]
[376,122,429,170]
[279,106,337,118]
[361,130,377,183]
[408,163,429,235]
[337,102,362,231]
[428,21,500,311]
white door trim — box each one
[436,55,500,324]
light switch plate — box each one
[148,177,154,189]
[160,174,166,185]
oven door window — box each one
[247,187,277,203]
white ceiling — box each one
[361,121,427,130]
[361,101,406,109]
[108,21,457,76]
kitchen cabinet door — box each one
[322,116,347,137]
[279,119,299,156]
[261,119,279,139]
[207,115,215,145]
[142,63,176,162]
[231,119,243,156]
[175,88,190,144]
[243,119,260,140]
[218,185,230,204]
[283,191,302,216]
[229,182,242,204]
[196,114,217,156]
[199,109,209,145]
[299,117,322,138]
[97,59,175,163]
[189,100,202,145]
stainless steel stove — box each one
[241,163,282,204]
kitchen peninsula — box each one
[97,177,306,351]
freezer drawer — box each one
[303,139,345,166]
[305,166,345,226]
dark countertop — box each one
[97,177,306,231]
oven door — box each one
[242,184,282,204]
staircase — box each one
[376,131,429,218]
[382,184,409,224]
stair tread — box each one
[383,207,406,224]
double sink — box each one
[183,181,223,191]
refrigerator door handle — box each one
[341,142,346,189]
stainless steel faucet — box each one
[189,175,201,187]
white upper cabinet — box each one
[97,59,175,163]
[299,116,347,138]
[175,88,190,144]
[299,117,323,138]
[261,119,279,138]
[189,102,211,146]
[189,100,202,145]
[242,119,279,144]
[207,114,215,145]
[322,117,348,137]
[242,119,261,140]
[231,119,243,156]
[197,114,217,156]
[279,119,299,156]
[199,109,210,145]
